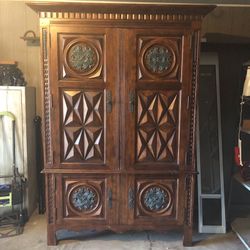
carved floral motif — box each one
[144,45,173,74]
[70,186,98,212]
[142,186,169,212]
[68,43,98,73]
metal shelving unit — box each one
[231,173,250,250]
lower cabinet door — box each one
[56,174,117,226]
[125,175,184,226]
[51,173,183,229]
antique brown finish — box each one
[28,2,214,246]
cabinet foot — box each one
[183,226,193,246]
[47,226,57,246]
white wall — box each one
[0,1,41,115]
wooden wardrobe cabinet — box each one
[29,2,214,246]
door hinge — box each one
[106,90,112,113]
[187,95,190,110]
[50,94,53,108]
[128,187,135,209]
[129,90,135,113]
[108,188,112,209]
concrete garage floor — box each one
[0,211,246,250]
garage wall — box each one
[0,1,40,115]
[202,7,250,38]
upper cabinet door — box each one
[49,25,119,170]
[121,28,192,172]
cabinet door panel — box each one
[120,28,190,225]
[50,25,119,170]
[137,35,182,82]
[125,175,184,225]
[58,33,104,81]
[61,88,105,164]
[55,174,117,225]
[136,89,179,163]
[122,28,191,172]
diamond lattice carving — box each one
[62,90,104,162]
[137,91,178,162]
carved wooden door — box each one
[49,24,192,227]
[120,28,192,225]
[49,25,119,225]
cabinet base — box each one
[47,224,192,246]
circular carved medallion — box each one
[142,185,170,212]
[67,43,98,73]
[70,185,98,212]
[144,45,173,74]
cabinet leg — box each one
[47,225,57,246]
[183,225,193,246]
[183,173,195,247]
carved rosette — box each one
[68,43,98,73]
[144,45,173,74]
[64,179,105,218]
[62,37,103,79]
[70,185,99,212]
[137,181,174,217]
[138,37,180,80]
[68,184,100,214]
[142,186,169,212]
